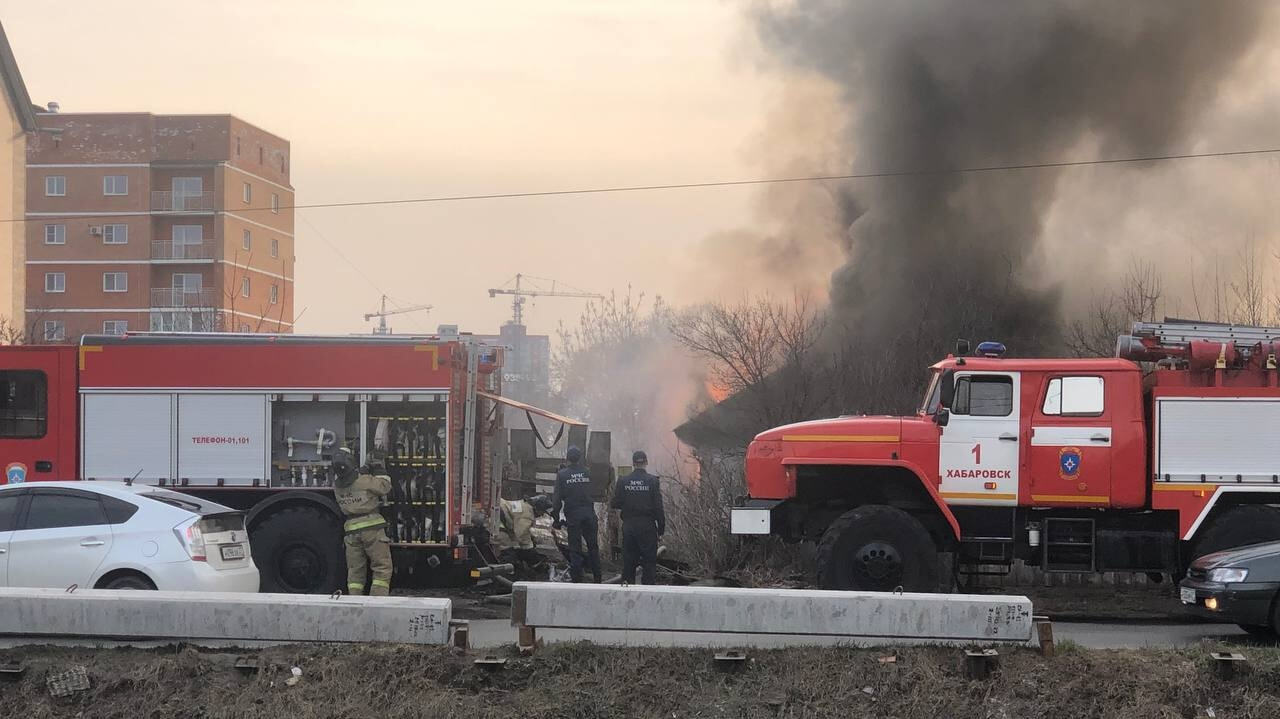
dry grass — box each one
[4,641,1280,718]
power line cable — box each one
[7,146,1279,224]
[295,211,392,304]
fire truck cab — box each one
[733,322,1280,592]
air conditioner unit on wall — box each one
[89,226,103,236]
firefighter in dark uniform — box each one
[552,445,602,583]
[611,450,665,584]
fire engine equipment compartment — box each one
[270,398,352,487]
[1155,396,1280,483]
[367,400,448,544]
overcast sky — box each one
[3,1,774,337]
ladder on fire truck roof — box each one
[1132,320,1280,346]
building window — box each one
[103,320,128,335]
[239,323,251,333]
[43,321,64,342]
[170,176,203,211]
[172,225,202,259]
[258,146,264,164]
[45,176,66,196]
[271,193,279,214]
[236,136,241,156]
[270,238,279,258]
[102,224,128,245]
[241,277,250,298]
[0,370,48,437]
[172,272,202,294]
[270,284,279,305]
[44,272,65,293]
[243,182,252,204]
[103,272,128,293]
[242,229,251,251]
[173,225,202,245]
[43,224,65,245]
[103,175,128,196]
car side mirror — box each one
[934,408,950,427]
[939,369,956,408]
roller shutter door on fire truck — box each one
[177,395,268,485]
[83,394,173,482]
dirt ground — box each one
[3,640,1278,718]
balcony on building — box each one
[151,288,218,309]
[151,240,216,263]
[150,310,219,333]
[150,191,215,213]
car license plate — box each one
[1180,587,1196,604]
[220,544,246,561]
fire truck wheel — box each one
[252,506,344,594]
[1191,505,1280,561]
[817,504,939,592]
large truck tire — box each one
[816,504,939,592]
[251,505,345,594]
[1190,505,1280,561]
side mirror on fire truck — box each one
[955,339,971,357]
[934,408,950,427]
[939,368,956,408]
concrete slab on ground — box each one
[512,583,1033,647]
[0,588,452,645]
[467,618,1250,650]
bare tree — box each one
[1230,238,1269,326]
[0,316,26,345]
[1065,259,1164,357]
[552,289,689,467]
[670,293,829,432]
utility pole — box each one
[363,295,433,335]
[487,274,604,327]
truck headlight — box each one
[1207,567,1249,583]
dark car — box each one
[1181,541,1280,637]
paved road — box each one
[465,619,1250,650]
[1051,621,1247,649]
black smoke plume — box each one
[751,1,1273,410]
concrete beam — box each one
[512,583,1032,647]
[0,588,451,645]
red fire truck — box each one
[0,332,553,593]
[731,322,1280,592]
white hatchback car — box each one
[0,481,258,592]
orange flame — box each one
[705,380,729,403]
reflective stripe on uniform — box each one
[371,579,390,588]
[348,583,364,592]
[343,514,386,533]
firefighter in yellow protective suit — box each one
[332,448,393,596]
[496,495,554,577]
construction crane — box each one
[488,274,604,326]
[363,295,433,335]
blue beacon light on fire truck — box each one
[975,341,1006,358]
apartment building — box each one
[25,112,294,341]
[0,22,37,336]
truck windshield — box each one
[920,371,941,415]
